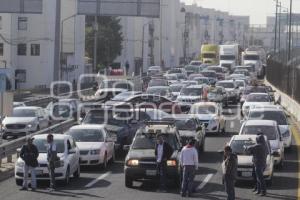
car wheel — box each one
[73,164,80,178]
[125,175,133,188]
[16,179,23,186]
[102,153,108,170]
[64,167,70,185]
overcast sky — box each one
[182,0,300,24]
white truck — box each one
[242,47,266,78]
[219,44,240,72]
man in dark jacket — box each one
[47,134,58,191]
[245,135,268,196]
[222,146,237,200]
[155,135,174,191]
[20,137,39,191]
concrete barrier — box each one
[265,79,300,122]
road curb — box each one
[0,167,14,182]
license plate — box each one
[35,170,43,175]
[241,172,252,177]
[146,170,156,176]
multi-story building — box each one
[0,0,85,89]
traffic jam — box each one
[0,45,293,198]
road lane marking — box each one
[291,124,300,200]
[85,172,111,188]
[197,173,214,190]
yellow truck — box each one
[200,44,219,65]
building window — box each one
[31,44,40,56]
[17,44,27,55]
[0,43,3,56]
[0,16,2,30]
[18,17,28,30]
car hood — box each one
[179,130,197,137]
[76,142,105,150]
[193,114,216,121]
[243,102,272,109]
[244,60,258,65]
[237,155,253,166]
[171,92,180,96]
[220,60,235,64]
[177,96,200,100]
[224,88,235,92]
[37,153,65,164]
[3,117,37,124]
[105,124,124,132]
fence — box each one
[266,48,300,104]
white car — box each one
[239,120,284,167]
[189,102,226,134]
[2,106,50,139]
[242,93,273,116]
[15,134,80,186]
[247,106,292,149]
[215,80,240,104]
[147,66,162,76]
[164,74,179,85]
[66,125,116,168]
[146,86,172,99]
[13,102,26,108]
[228,135,274,183]
[169,83,185,100]
[176,85,207,111]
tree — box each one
[85,16,123,70]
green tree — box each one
[85,16,123,70]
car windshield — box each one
[201,71,216,77]
[241,125,277,140]
[146,87,168,96]
[216,82,234,89]
[203,53,216,58]
[12,109,37,117]
[207,67,223,73]
[67,129,104,142]
[185,65,198,71]
[33,138,65,153]
[166,75,178,80]
[246,94,270,102]
[111,92,137,101]
[244,55,260,60]
[83,110,126,125]
[190,105,216,114]
[100,80,131,90]
[170,85,183,92]
[194,78,209,84]
[168,69,182,74]
[244,87,267,95]
[175,119,197,131]
[180,88,202,96]
[148,79,168,87]
[190,62,202,66]
[249,111,288,125]
[236,81,245,87]
[230,140,256,155]
[132,133,178,150]
[177,74,186,79]
[220,55,235,60]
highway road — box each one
[0,105,298,200]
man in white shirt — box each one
[180,139,199,197]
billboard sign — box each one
[0,0,43,14]
[78,0,160,18]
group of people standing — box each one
[19,134,58,192]
[155,134,268,200]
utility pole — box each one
[288,0,292,60]
[93,0,100,73]
[54,0,61,81]
[160,0,163,68]
[278,2,281,51]
[274,0,278,53]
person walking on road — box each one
[47,134,58,191]
[155,135,174,192]
[19,137,39,191]
[222,146,237,200]
[180,139,199,197]
[245,135,268,196]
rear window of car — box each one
[248,111,287,125]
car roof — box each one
[217,80,235,83]
[142,124,178,134]
[170,83,185,87]
[14,106,41,110]
[147,86,169,89]
[193,102,218,106]
[249,105,283,111]
[69,124,106,130]
[186,85,204,89]
[248,93,269,96]
[33,134,71,140]
[169,114,196,120]
[244,120,277,126]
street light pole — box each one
[274,0,278,53]
[288,0,293,60]
[142,23,149,75]
[160,0,163,68]
[93,0,100,73]
[278,2,281,51]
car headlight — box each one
[16,161,25,168]
[127,159,139,166]
[27,124,33,128]
[90,149,101,155]
[167,160,177,166]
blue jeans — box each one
[181,165,196,195]
[23,165,37,189]
[224,175,235,200]
[255,166,266,193]
[157,162,167,189]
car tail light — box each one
[167,160,177,166]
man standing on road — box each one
[155,135,174,192]
[245,135,268,196]
[20,137,39,191]
[47,134,58,191]
[222,146,237,200]
[180,139,199,197]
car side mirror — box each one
[78,117,83,124]
[69,149,76,154]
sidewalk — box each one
[0,155,17,182]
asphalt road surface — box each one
[0,105,298,200]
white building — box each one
[115,1,250,74]
[0,0,85,89]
